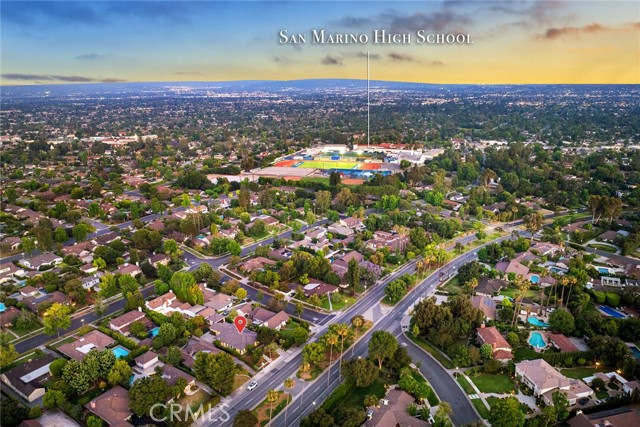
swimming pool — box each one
[112,346,130,358]
[549,267,565,274]
[630,346,640,359]
[530,275,540,284]
[597,267,609,275]
[599,305,625,319]
[528,317,550,328]
[0,302,5,312]
[528,332,547,349]
[149,327,160,337]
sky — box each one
[1,0,639,85]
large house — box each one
[109,309,146,335]
[205,323,258,354]
[475,277,508,297]
[250,307,290,330]
[515,359,593,405]
[495,259,530,277]
[568,407,640,427]
[21,253,62,270]
[1,354,55,402]
[85,385,133,426]
[58,330,115,361]
[364,388,428,427]
[476,325,513,362]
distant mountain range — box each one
[1,79,636,99]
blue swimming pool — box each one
[0,303,5,312]
[112,346,130,358]
[530,275,540,284]
[528,332,547,349]
[550,267,565,274]
[149,327,160,337]
[599,305,625,319]
[528,317,550,328]
[630,346,640,359]
[597,267,609,275]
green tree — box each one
[552,391,569,421]
[369,331,398,369]
[165,346,183,366]
[49,358,67,377]
[62,359,92,394]
[346,258,360,288]
[235,288,247,301]
[21,237,36,256]
[94,295,107,317]
[99,273,118,297]
[228,240,242,256]
[488,397,524,427]
[72,222,90,242]
[343,357,378,387]
[54,227,68,243]
[43,389,66,409]
[385,279,408,303]
[107,359,133,387]
[193,352,236,396]
[302,342,325,366]
[87,415,103,427]
[129,375,170,417]
[549,309,575,335]
[43,303,71,337]
[0,344,18,368]
[233,409,258,427]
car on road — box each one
[312,317,319,323]
[401,342,408,347]
[247,381,258,391]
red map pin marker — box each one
[234,316,246,334]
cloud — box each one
[387,52,416,62]
[321,55,343,66]
[2,73,125,83]
[353,52,381,60]
[332,8,471,33]
[537,22,640,40]
[384,10,472,33]
[2,1,203,27]
[75,53,112,61]
[1,73,52,81]
[331,16,374,28]
[273,56,296,65]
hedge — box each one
[543,350,595,367]
[321,381,354,413]
[97,326,140,351]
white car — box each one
[247,381,258,391]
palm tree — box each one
[336,324,350,375]
[326,333,338,387]
[351,315,364,335]
[266,389,279,426]
[283,377,295,426]
[565,276,578,308]
[558,277,569,308]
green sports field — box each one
[295,160,359,169]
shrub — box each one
[605,292,621,307]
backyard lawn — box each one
[470,373,516,394]
[560,366,607,379]
[322,294,356,311]
[441,277,463,294]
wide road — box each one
[14,285,156,353]
[205,233,515,427]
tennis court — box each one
[294,160,359,169]
[275,159,297,167]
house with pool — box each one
[515,359,594,405]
